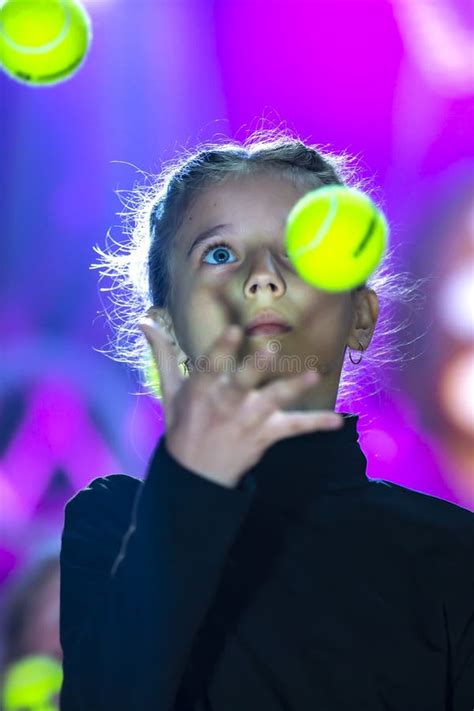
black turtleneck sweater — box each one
[59,413,474,710]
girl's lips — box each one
[245,324,292,336]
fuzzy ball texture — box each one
[285,185,388,292]
[0,0,92,86]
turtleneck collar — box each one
[246,413,370,516]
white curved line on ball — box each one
[291,191,338,260]
[1,0,73,54]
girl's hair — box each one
[92,126,431,413]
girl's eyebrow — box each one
[186,224,232,258]
[186,215,289,259]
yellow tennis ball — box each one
[285,185,388,292]
[0,0,92,87]
[2,654,63,711]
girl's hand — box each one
[138,295,343,489]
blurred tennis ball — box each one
[285,185,388,292]
[2,654,63,711]
[0,0,92,86]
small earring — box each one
[349,339,365,365]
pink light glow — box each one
[1,377,121,526]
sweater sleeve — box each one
[442,508,474,711]
[59,434,257,711]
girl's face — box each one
[153,171,379,411]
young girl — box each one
[59,132,474,710]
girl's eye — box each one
[201,240,237,265]
[200,240,292,266]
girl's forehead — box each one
[204,171,306,201]
[186,172,311,225]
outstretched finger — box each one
[214,286,241,329]
[201,323,244,378]
[195,285,245,378]
[210,287,282,388]
[263,408,344,446]
[138,317,184,408]
[257,369,322,412]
